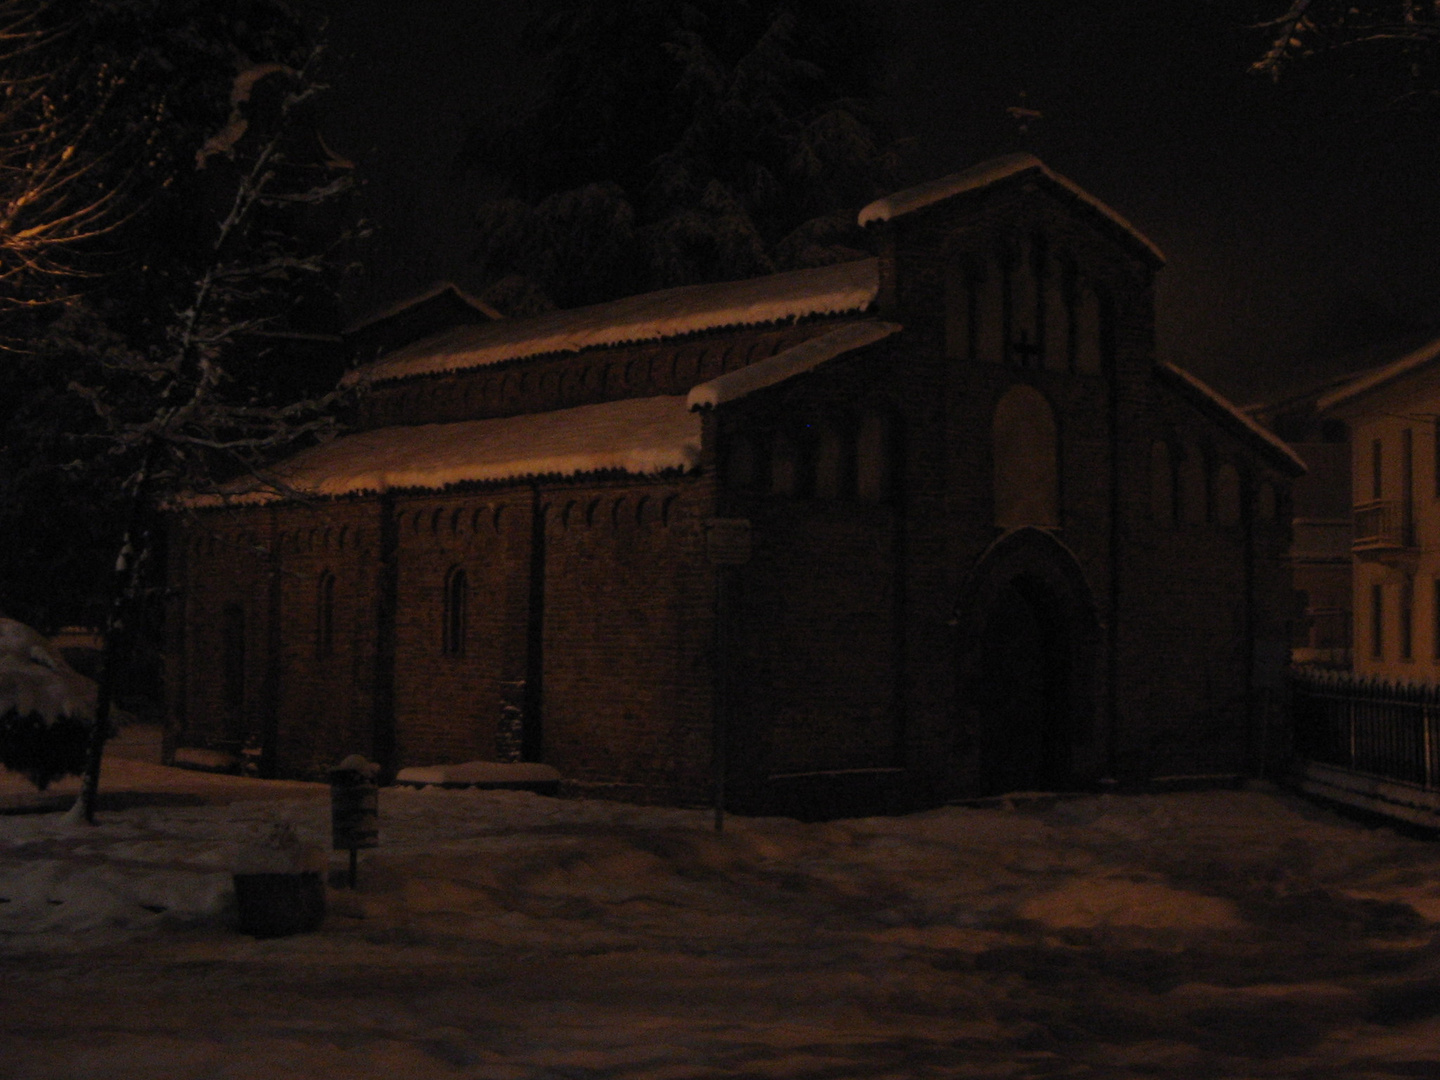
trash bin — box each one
[233,821,326,937]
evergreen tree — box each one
[460,0,894,312]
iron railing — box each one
[1353,499,1416,553]
[1291,666,1440,790]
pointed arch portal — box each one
[955,528,1103,795]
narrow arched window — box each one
[221,603,245,741]
[1179,447,1207,525]
[1215,463,1242,527]
[771,431,800,496]
[993,385,1059,528]
[442,566,467,657]
[316,571,335,660]
[1149,440,1175,526]
[724,432,758,490]
[856,413,893,502]
[814,421,849,499]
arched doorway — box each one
[955,528,1102,795]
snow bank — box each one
[396,761,562,787]
[0,619,97,725]
[343,259,879,387]
[687,321,901,409]
[857,152,1166,266]
[206,395,702,503]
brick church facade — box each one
[165,154,1304,814]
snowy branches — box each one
[0,0,133,302]
[1252,1,1440,98]
[67,46,357,505]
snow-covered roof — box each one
[209,395,701,503]
[857,153,1166,267]
[1314,333,1440,415]
[342,259,880,389]
[1158,362,1308,475]
[688,321,901,409]
[343,280,503,337]
[0,619,97,725]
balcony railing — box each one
[1353,499,1416,557]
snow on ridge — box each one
[857,153,1165,266]
[1159,362,1308,475]
[688,320,901,409]
[1314,333,1440,414]
[204,395,702,504]
[342,259,879,389]
[343,280,502,337]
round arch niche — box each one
[954,527,1103,796]
[992,384,1059,529]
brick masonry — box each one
[167,164,1300,812]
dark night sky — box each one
[310,0,1440,405]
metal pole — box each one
[714,564,729,834]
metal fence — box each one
[1291,666,1440,790]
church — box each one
[165,154,1304,815]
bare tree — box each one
[0,0,132,303]
[57,40,358,822]
[1253,1,1440,90]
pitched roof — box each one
[1314,333,1440,414]
[342,259,880,389]
[687,321,901,410]
[202,396,701,503]
[342,280,502,337]
[1157,362,1307,475]
[857,153,1165,267]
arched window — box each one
[771,430,800,496]
[1256,481,1277,523]
[316,571,335,660]
[1149,440,1175,526]
[222,603,245,741]
[814,422,850,499]
[442,567,467,657]
[856,413,893,502]
[724,432,758,490]
[1179,447,1207,525]
[1215,462,1242,526]
[992,385,1059,528]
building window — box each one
[1401,577,1414,660]
[856,413,893,502]
[1179,447,1207,526]
[814,422,850,499]
[442,566,467,657]
[1433,579,1440,661]
[1371,582,1384,660]
[724,432,758,490]
[316,571,335,660]
[1215,462,1241,527]
[1149,440,1174,525]
[1372,438,1383,501]
[1403,427,1415,546]
[222,603,245,741]
[992,384,1059,528]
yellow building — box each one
[1318,338,1440,680]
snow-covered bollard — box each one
[232,822,327,937]
[329,754,379,888]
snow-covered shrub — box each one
[0,618,108,790]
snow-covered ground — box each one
[4,765,1440,1079]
